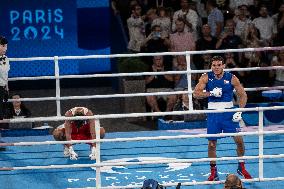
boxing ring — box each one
[1,47,284,189]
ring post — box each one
[185,52,193,111]
[54,56,61,116]
[258,110,264,180]
[95,119,101,188]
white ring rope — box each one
[1,154,284,171]
[1,130,284,147]
[3,47,284,188]
[6,85,284,103]
[8,66,284,81]
[8,46,284,61]
[1,106,284,123]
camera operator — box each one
[224,174,245,189]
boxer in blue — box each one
[194,56,252,181]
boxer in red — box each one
[53,107,105,160]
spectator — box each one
[188,1,203,37]
[193,0,208,23]
[127,4,146,52]
[247,0,260,20]
[229,0,254,14]
[242,23,262,65]
[216,19,242,50]
[242,23,261,46]
[201,53,213,70]
[272,2,284,46]
[173,55,206,119]
[252,5,276,46]
[216,19,242,62]
[170,18,196,52]
[145,56,176,116]
[172,0,199,41]
[144,8,158,36]
[141,25,171,70]
[224,174,244,189]
[141,25,170,54]
[206,0,224,38]
[173,91,206,121]
[224,52,238,67]
[269,50,284,87]
[7,94,31,118]
[152,7,172,36]
[169,18,195,68]
[233,5,252,38]
[6,94,34,129]
[174,55,197,91]
[196,24,217,50]
[195,24,217,69]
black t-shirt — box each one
[196,37,217,50]
[146,74,174,89]
[220,35,242,49]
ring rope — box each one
[1,106,283,124]
[2,129,284,145]
[1,130,284,147]
[8,66,284,82]
[5,85,284,103]
[9,46,284,62]
[1,154,284,171]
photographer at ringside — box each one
[224,174,245,189]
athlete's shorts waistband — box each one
[208,101,234,110]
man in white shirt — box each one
[127,4,146,52]
[252,5,276,46]
[0,36,9,121]
[0,36,9,151]
[172,0,199,41]
[233,5,252,38]
[229,0,254,12]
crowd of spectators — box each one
[112,0,284,116]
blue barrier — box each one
[242,103,268,126]
[1,128,50,137]
[158,103,284,130]
[264,102,284,124]
[158,119,206,130]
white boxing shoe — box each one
[89,146,96,160]
[63,146,70,157]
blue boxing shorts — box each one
[207,111,240,141]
